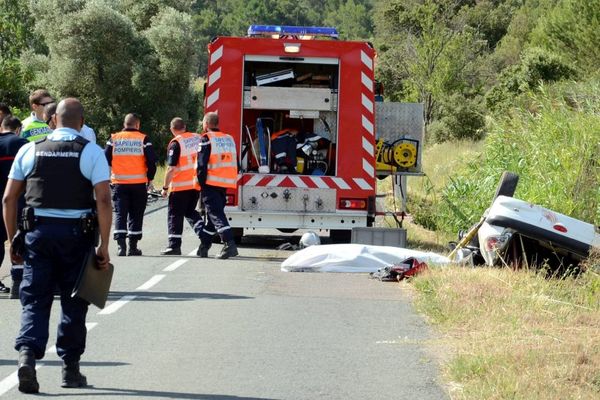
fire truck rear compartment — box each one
[241,57,339,176]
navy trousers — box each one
[0,197,26,282]
[199,185,233,246]
[167,190,202,248]
[15,220,93,362]
[112,183,147,241]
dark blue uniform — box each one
[196,134,233,246]
[9,129,110,364]
[105,129,156,254]
[0,131,28,294]
[164,140,203,251]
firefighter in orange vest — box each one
[104,113,156,256]
[196,112,238,259]
[159,118,203,255]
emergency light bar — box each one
[248,25,339,39]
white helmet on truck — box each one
[299,231,320,248]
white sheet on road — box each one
[281,244,450,272]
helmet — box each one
[299,231,321,248]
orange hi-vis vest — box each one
[110,130,148,184]
[204,131,238,189]
[170,132,201,192]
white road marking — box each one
[98,295,138,315]
[0,372,18,396]
[86,322,98,332]
[135,275,166,291]
[163,259,188,272]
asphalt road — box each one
[0,198,448,399]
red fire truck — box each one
[203,25,423,243]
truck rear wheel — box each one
[330,229,351,243]
[277,228,297,234]
[232,228,244,244]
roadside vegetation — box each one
[402,83,600,398]
[412,260,600,399]
[410,80,600,236]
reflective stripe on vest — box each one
[110,130,148,184]
[207,175,237,185]
[171,180,197,188]
[22,120,52,142]
[204,131,238,189]
[170,132,201,192]
[111,173,147,180]
[207,161,237,169]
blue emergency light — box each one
[247,25,339,39]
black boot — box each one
[10,279,21,299]
[61,361,87,388]
[117,238,127,257]
[17,347,39,394]
[160,247,181,256]
[216,240,238,259]
[197,245,210,258]
[127,239,142,256]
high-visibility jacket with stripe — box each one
[204,131,237,189]
[110,130,148,184]
[169,132,201,192]
[21,114,52,141]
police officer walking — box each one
[2,98,112,393]
[105,113,157,256]
[160,117,203,255]
[196,112,239,259]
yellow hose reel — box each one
[375,138,418,173]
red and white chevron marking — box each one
[205,44,223,112]
[239,174,373,191]
[360,50,375,179]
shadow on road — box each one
[106,291,253,302]
[38,386,280,399]
[0,360,128,367]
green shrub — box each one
[435,79,600,234]
[486,47,576,111]
[429,94,486,143]
[409,195,439,231]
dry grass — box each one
[408,139,485,200]
[152,164,167,189]
[403,218,453,254]
[412,262,600,400]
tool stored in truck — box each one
[204,25,423,243]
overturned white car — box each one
[477,196,600,269]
